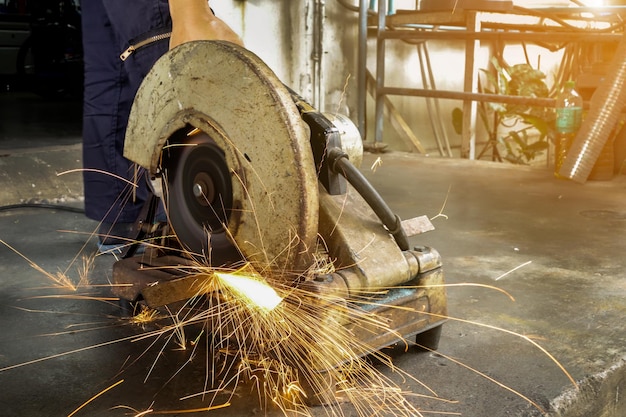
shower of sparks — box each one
[0,239,93,292]
[113,258,434,416]
[130,304,163,325]
[0,153,577,417]
[0,246,577,416]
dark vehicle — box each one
[0,1,30,80]
[1,0,82,98]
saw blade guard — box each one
[123,41,319,274]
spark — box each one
[416,344,546,413]
[130,305,163,325]
[403,282,516,302]
[1,239,79,291]
[67,379,124,417]
[370,156,383,172]
[430,184,451,221]
[495,260,532,281]
[0,332,145,373]
[417,308,578,389]
[333,73,352,117]
[76,254,95,288]
[56,168,139,188]
[145,402,231,414]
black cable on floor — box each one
[0,203,85,214]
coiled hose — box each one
[559,32,626,182]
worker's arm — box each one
[169,0,243,49]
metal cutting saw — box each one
[112,41,447,363]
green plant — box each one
[453,57,554,164]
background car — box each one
[1,0,82,98]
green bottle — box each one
[554,80,583,177]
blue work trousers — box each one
[81,0,170,223]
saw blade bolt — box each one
[193,183,203,198]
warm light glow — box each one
[216,271,283,312]
[581,0,605,19]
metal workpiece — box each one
[123,40,319,272]
[294,268,446,369]
[111,254,197,306]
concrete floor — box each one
[0,92,625,417]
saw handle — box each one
[327,147,410,251]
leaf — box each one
[452,107,463,135]
[509,130,525,147]
[520,114,550,136]
[525,140,549,152]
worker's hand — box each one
[169,0,243,50]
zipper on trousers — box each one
[120,32,172,61]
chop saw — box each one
[112,41,447,370]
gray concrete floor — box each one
[0,91,625,417]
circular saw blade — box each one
[162,131,238,265]
[124,41,318,273]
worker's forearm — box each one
[169,0,213,25]
[169,0,243,49]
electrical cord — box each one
[0,203,85,214]
[327,147,410,251]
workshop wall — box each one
[212,0,568,155]
[212,0,360,116]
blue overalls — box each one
[81,0,171,224]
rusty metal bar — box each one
[378,86,556,107]
[379,30,623,43]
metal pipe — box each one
[374,0,387,143]
[416,42,445,157]
[423,41,453,157]
[357,0,368,138]
[379,30,622,43]
[380,86,556,107]
[312,0,325,110]
[559,32,626,182]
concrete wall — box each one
[212,0,360,114]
